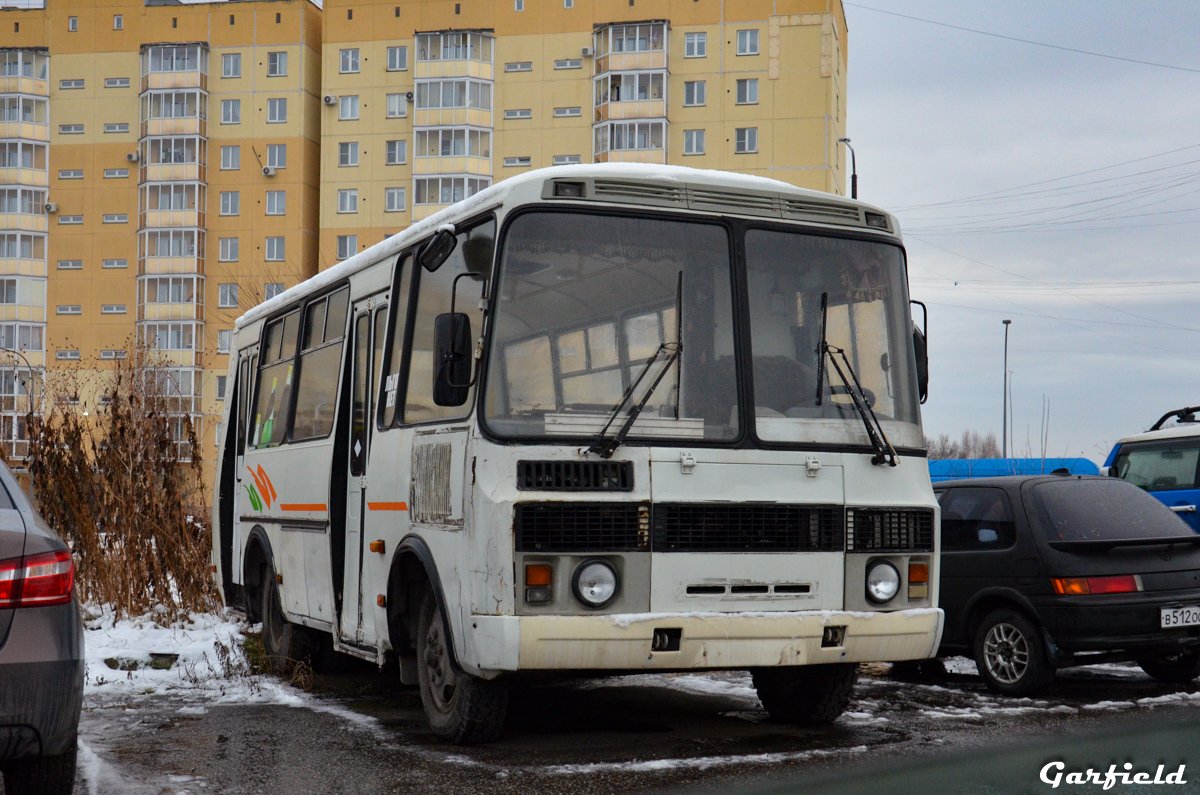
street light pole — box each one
[837,137,857,199]
[1002,320,1011,458]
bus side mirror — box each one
[420,228,457,273]
[911,299,928,404]
[433,312,472,406]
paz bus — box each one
[212,164,941,744]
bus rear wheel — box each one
[752,664,858,725]
[259,565,322,674]
[416,593,509,745]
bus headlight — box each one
[865,561,901,605]
[572,559,618,609]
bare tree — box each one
[926,430,1001,459]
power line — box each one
[844,3,1200,75]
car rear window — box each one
[1030,478,1195,542]
[1112,439,1200,492]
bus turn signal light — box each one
[369,540,385,554]
[908,562,929,584]
[525,564,552,587]
[1051,575,1140,595]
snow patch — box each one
[539,745,869,775]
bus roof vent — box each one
[592,179,686,208]
[780,198,863,225]
[687,187,780,218]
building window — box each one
[57,350,81,360]
[594,120,665,152]
[103,168,129,178]
[57,305,82,315]
[218,283,239,308]
[104,77,131,88]
[100,350,125,360]
[267,98,287,123]
[414,79,491,110]
[414,128,490,159]
[503,156,531,168]
[220,191,239,215]
[387,46,408,71]
[414,176,489,205]
[338,142,359,166]
[735,127,758,153]
[266,191,286,215]
[264,282,285,300]
[340,48,360,74]
[564,0,573,7]
[113,15,123,30]
[218,238,239,262]
[683,80,705,106]
[222,53,241,78]
[337,189,358,213]
[554,59,582,70]
[102,259,127,269]
[505,61,532,73]
[58,170,83,180]
[68,16,78,32]
[736,78,759,104]
[684,32,707,58]
[515,0,523,9]
[339,95,359,120]
[0,280,15,303]
[221,145,240,170]
[221,99,241,124]
[101,304,127,315]
[265,237,285,261]
[216,375,227,400]
[415,32,493,63]
[217,329,232,353]
[385,187,406,212]
[58,216,83,225]
[103,123,129,134]
[59,79,84,89]
[102,214,128,224]
[336,235,357,260]
[385,140,407,165]
[386,93,407,118]
[552,154,581,165]
[553,106,582,117]
[504,109,532,120]
[737,29,759,56]
[266,144,286,169]
[59,125,84,135]
[684,129,705,155]
[57,260,83,269]
[267,52,288,76]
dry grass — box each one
[21,345,218,620]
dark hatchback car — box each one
[934,474,1200,696]
[0,462,83,795]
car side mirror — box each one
[911,300,929,404]
[433,312,472,406]
[420,228,458,273]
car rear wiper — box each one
[1047,536,1200,552]
[588,273,683,459]
[815,292,897,467]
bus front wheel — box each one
[752,664,858,725]
[416,593,509,745]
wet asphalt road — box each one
[34,661,1200,794]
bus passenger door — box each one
[341,300,385,644]
[230,347,257,592]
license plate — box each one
[1161,606,1200,628]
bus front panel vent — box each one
[516,460,634,491]
[652,504,844,553]
[515,502,645,552]
[845,507,934,553]
[592,179,686,208]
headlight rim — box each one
[865,559,901,605]
[571,557,620,609]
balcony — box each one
[141,162,205,183]
[140,255,203,275]
[0,167,47,187]
[139,301,203,322]
[142,70,207,93]
[597,51,667,74]
[413,107,491,129]
[594,149,667,165]
[0,122,48,142]
[137,348,203,369]
[141,208,204,229]
[414,59,493,81]
[413,155,491,176]
[0,77,47,97]
[594,99,666,123]
[0,304,46,323]
[0,258,47,277]
[414,32,493,80]
[141,117,205,138]
[0,213,47,233]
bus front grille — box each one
[845,507,935,552]
[516,460,634,491]
[652,504,844,553]
[515,502,647,552]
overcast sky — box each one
[843,0,1200,461]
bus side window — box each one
[404,220,493,423]
[292,286,350,441]
[236,356,251,456]
[380,254,413,428]
[250,311,300,448]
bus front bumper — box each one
[469,608,943,673]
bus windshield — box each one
[483,211,922,449]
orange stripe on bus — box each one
[368,502,409,511]
[279,503,328,512]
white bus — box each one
[212,164,941,744]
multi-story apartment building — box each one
[0,0,323,480]
[0,0,846,486]
[318,0,848,269]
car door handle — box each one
[1170,505,1196,513]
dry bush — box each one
[23,345,217,619]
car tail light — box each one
[0,549,74,608]
[1051,575,1140,596]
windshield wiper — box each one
[815,292,898,467]
[588,273,683,459]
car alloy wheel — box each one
[983,622,1030,685]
